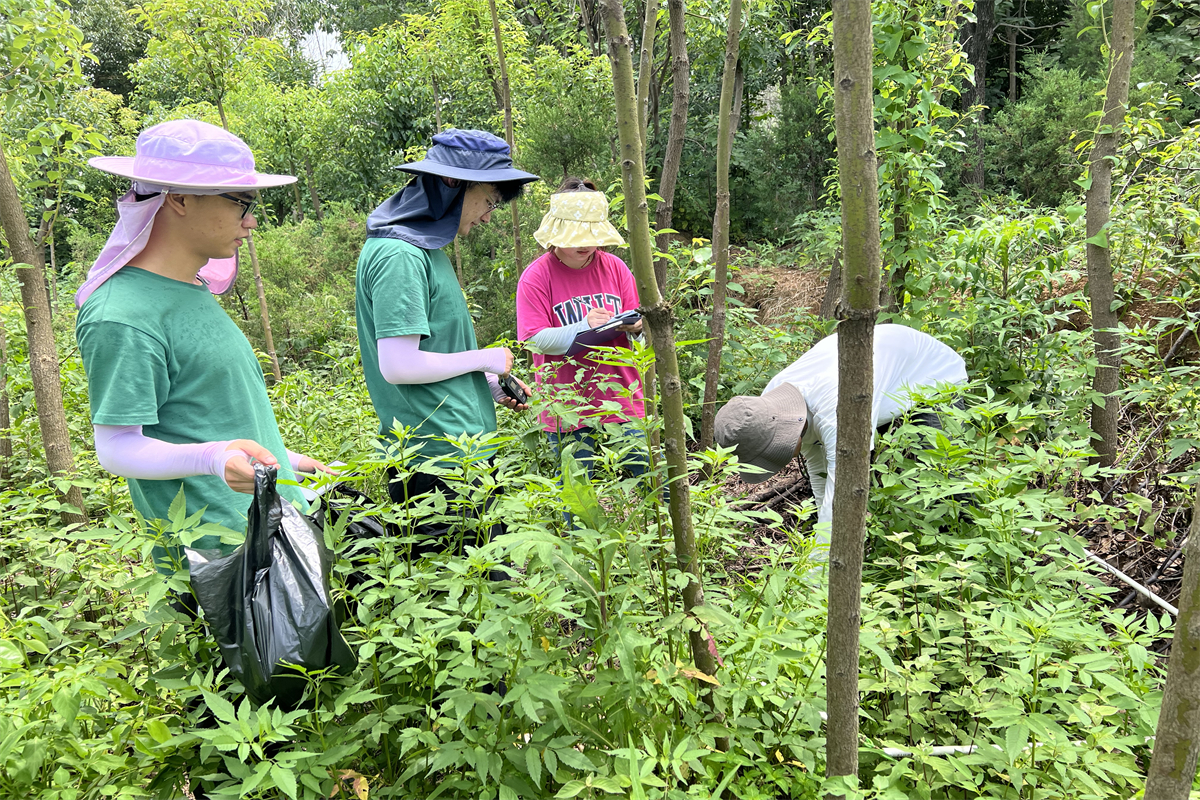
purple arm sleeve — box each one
[93,425,241,487]
[377,334,508,384]
[486,372,506,404]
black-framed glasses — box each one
[219,192,259,219]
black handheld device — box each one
[498,374,527,405]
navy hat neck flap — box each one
[366,173,465,250]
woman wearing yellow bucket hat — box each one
[516,178,649,479]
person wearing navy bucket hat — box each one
[75,119,335,577]
[355,128,539,556]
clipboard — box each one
[565,311,641,356]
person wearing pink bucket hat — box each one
[75,119,333,573]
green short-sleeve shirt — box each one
[76,267,305,554]
[355,237,496,459]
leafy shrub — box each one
[223,203,366,364]
[859,400,1161,798]
[729,79,836,242]
[983,56,1099,207]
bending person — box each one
[516,178,648,478]
[75,120,332,571]
[714,324,967,540]
[356,129,537,554]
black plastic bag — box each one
[186,465,357,708]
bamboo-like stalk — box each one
[0,138,87,523]
[636,0,660,150]
[698,0,743,452]
[652,0,690,295]
[597,0,717,686]
[826,0,881,786]
[1146,492,1200,798]
[245,232,281,382]
[487,0,524,272]
[1086,0,1134,471]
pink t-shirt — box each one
[516,250,646,433]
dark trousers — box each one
[385,466,504,558]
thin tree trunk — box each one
[960,0,996,188]
[246,232,282,382]
[636,0,660,150]
[291,182,304,223]
[650,52,669,144]
[826,0,881,787]
[431,70,443,131]
[488,0,524,271]
[652,0,690,295]
[598,0,721,693]
[0,140,88,524]
[1086,0,1134,471]
[882,29,914,312]
[0,324,10,484]
[1146,492,1200,798]
[304,156,323,221]
[579,0,600,56]
[698,0,743,453]
[216,97,229,132]
[883,152,909,311]
[1008,26,1018,102]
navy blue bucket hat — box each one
[397,129,539,185]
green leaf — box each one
[168,485,188,525]
[202,690,238,724]
[147,718,172,744]
[560,452,604,531]
[51,688,80,727]
[526,744,542,788]
[1084,231,1108,248]
[1004,724,1029,763]
[0,640,24,669]
[1063,205,1086,223]
[555,780,588,799]
[272,764,299,800]
[591,776,624,793]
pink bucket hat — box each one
[75,119,296,308]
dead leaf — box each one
[678,666,721,686]
[330,770,369,799]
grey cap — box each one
[714,383,809,483]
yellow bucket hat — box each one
[533,191,626,249]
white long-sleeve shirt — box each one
[764,324,967,536]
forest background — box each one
[1,0,1200,798]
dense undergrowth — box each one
[3,177,1200,798]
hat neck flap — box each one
[75,189,239,308]
[366,173,465,250]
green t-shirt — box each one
[76,267,305,556]
[355,236,497,459]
